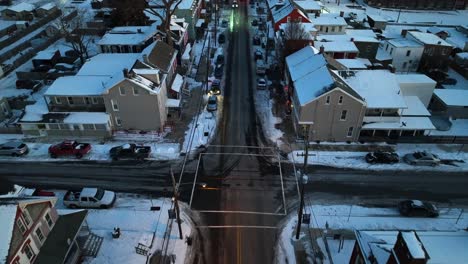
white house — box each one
[98,24,159,53]
[308,13,348,35]
[396,74,436,107]
[384,38,424,72]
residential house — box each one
[314,41,359,59]
[31,50,61,70]
[350,230,468,264]
[396,74,436,107]
[383,38,424,72]
[308,13,348,35]
[405,31,453,72]
[431,89,468,119]
[426,26,450,40]
[292,0,322,17]
[36,3,58,17]
[335,59,371,70]
[271,2,311,31]
[98,24,159,53]
[276,22,315,60]
[0,197,88,264]
[0,97,11,122]
[334,70,435,140]
[364,0,467,10]
[1,2,35,20]
[140,40,179,87]
[366,14,387,30]
[454,52,468,67]
[285,45,366,141]
[317,29,380,60]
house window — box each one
[406,50,411,56]
[115,116,122,126]
[95,124,107,130]
[325,27,329,33]
[22,212,32,226]
[338,96,343,104]
[17,219,26,234]
[92,97,99,104]
[35,228,44,243]
[338,26,342,32]
[386,44,389,51]
[83,124,95,130]
[119,87,125,95]
[133,87,139,96]
[111,100,119,111]
[85,97,90,104]
[55,97,62,104]
[347,127,354,137]
[24,244,35,260]
[287,16,291,22]
[390,48,393,55]
[331,26,335,32]
[402,62,407,68]
[325,96,330,105]
[340,110,347,120]
[45,213,53,228]
[67,97,74,105]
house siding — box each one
[353,41,379,60]
[386,43,424,72]
[0,97,11,121]
[104,80,167,131]
[298,89,365,142]
[46,96,106,112]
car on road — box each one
[0,141,29,156]
[251,19,258,26]
[398,200,439,217]
[218,33,225,44]
[403,151,441,166]
[253,35,261,45]
[48,140,92,159]
[254,49,263,60]
[110,143,151,161]
[214,64,224,78]
[207,95,218,111]
[257,78,267,89]
[365,151,399,164]
[63,187,116,209]
[216,54,225,65]
[232,0,238,8]
[210,79,221,95]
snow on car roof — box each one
[81,188,98,197]
[122,143,132,149]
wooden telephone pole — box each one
[170,168,183,239]
[296,124,310,239]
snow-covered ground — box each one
[290,143,467,171]
[444,68,468,90]
[255,90,284,145]
[53,192,192,264]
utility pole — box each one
[214,0,218,48]
[171,167,183,239]
[296,124,310,239]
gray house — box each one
[285,45,366,141]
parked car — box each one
[365,151,399,164]
[403,151,441,166]
[218,33,226,44]
[109,143,151,161]
[214,64,224,78]
[232,0,238,8]
[257,78,267,89]
[210,79,221,95]
[48,140,92,159]
[251,19,258,26]
[398,200,439,217]
[254,49,263,60]
[207,95,218,111]
[63,187,116,209]
[16,79,42,90]
[0,141,29,156]
[221,19,228,27]
[256,59,266,75]
[253,35,261,45]
[216,54,225,65]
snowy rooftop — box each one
[77,53,140,76]
[0,203,17,264]
[376,48,392,61]
[285,45,321,82]
[388,38,423,48]
[401,96,430,116]
[336,70,407,109]
[358,231,468,264]
[33,50,59,60]
[314,41,359,52]
[396,74,437,85]
[408,31,452,47]
[401,231,426,259]
[7,2,35,12]
[362,116,435,130]
[21,100,48,122]
[45,76,111,96]
[39,3,56,10]
[336,59,370,69]
[64,112,110,124]
[272,4,295,23]
[293,0,322,10]
[171,74,184,92]
[309,14,347,26]
[367,13,387,22]
[98,25,156,45]
[317,30,379,43]
[456,52,468,59]
[434,89,468,107]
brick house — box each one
[405,31,453,72]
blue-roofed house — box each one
[285,45,366,141]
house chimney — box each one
[137,28,142,33]
[350,37,354,42]
[401,29,408,37]
[437,41,441,45]
[123,68,129,78]
[319,45,325,54]
[390,231,429,264]
[340,11,344,17]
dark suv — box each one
[365,151,399,164]
[398,200,439,217]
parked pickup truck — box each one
[48,140,92,159]
[109,143,151,160]
[63,188,116,209]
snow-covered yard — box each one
[290,143,468,171]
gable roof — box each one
[272,4,295,23]
[0,203,17,263]
[77,53,140,76]
[141,40,177,72]
[7,2,35,12]
[98,24,157,46]
[408,31,452,47]
[309,13,347,26]
[314,41,359,53]
[285,45,322,81]
[45,76,111,96]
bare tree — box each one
[57,9,93,65]
[145,0,184,46]
[283,21,309,41]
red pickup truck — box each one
[48,140,92,159]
